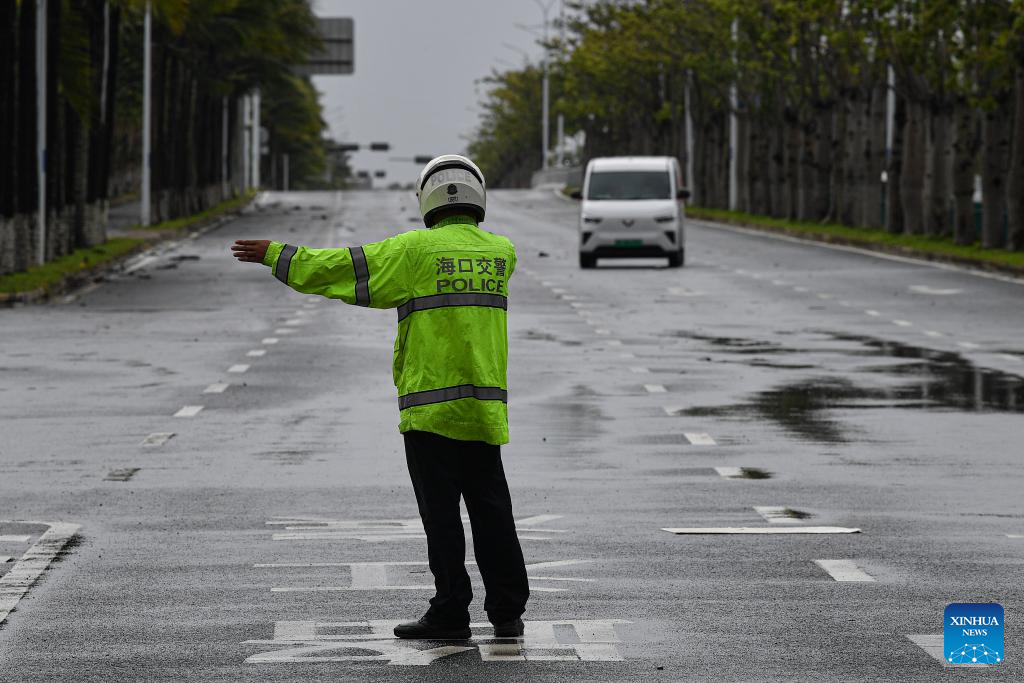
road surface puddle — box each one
[679,331,1024,443]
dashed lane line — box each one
[1007,534,1023,538]
[957,341,980,349]
[865,309,881,316]
[141,432,174,447]
[684,433,716,446]
[607,340,623,346]
[644,384,667,393]
[273,328,297,335]
[284,319,307,326]
[0,522,81,627]
[0,557,10,564]
[247,349,267,357]
[714,467,744,479]
[619,352,636,359]
[813,559,876,582]
[262,337,279,345]
[892,320,913,327]
[174,405,204,418]
[595,329,610,335]
[629,367,650,374]
[204,383,229,394]
[816,293,833,300]
[228,364,250,374]
[999,354,1021,363]
[662,406,683,416]
[793,286,809,293]
[663,527,861,534]
[0,536,31,543]
[923,330,944,337]
[754,506,803,524]
[906,635,988,668]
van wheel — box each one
[667,248,685,268]
[579,253,597,269]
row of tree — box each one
[471,0,1024,251]
[0,0,330,277]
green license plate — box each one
[614,239,643,247]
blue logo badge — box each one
[944,603,1003,664]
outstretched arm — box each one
[231,237,410,308]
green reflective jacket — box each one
[262,215,516,445]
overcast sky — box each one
[312,0,561,187]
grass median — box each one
[688,206,1024,274]
[0,237,145,295]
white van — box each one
[571,156,689,268]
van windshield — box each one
[586,170,672,200]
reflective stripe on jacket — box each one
[262,215,516,445]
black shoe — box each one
[492,618,525,638]
[393,618,471,640]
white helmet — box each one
[416,154,486,227]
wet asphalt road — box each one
[1,189,1022,681]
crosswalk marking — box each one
[684,432,716,446]
[813,559,875,582]
[203,383,229,394]
[228,364,250,373]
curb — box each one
[689,213,1024,280]
[0,195,257,307]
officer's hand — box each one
[231,240,270,263]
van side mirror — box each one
[677,188,691,200]
[569,189,583,200]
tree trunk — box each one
[14,0,36,272]
[900,99,926,235]
[1006,66,1024,251]
[924,100,953,236]
[951,96,979,246]
[980,94,1011,248]
[863,81,886,229]
[886,93,906,234]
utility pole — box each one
[141,0,152,226]
[221,96,229,199]
[685,74,695,202]
[728,18,738,211]
[283,154,289,192]
[534,0,555,169]
[35,0,47,264]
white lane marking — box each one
[551,287,566,294]
[838,300,853,307]
[516,514,564,527]
[269,514,564,543]
[261,338,279,345]
[909,285,962,295]
[684,432,716,446]
[141,432,174,447]
[793,286,809,292]
[1006,534,1023,538]
[999,354,1021,362]
[247,349,267,357]
[771,280,788,286]
[923,330,944,338]
[174,405,204,418]
[754,506,803,524]
[714,467,744,479]
[892,319,913,327]
[813,559,875,582]
[595,329,610,335]
[957,341,980,349]
[644,384,667,393]
[284,319,306,326]
[273,328,297,335]
[629,367,650,374]
[561,295,579,301]
[817,293,833,300]
[662,406,683,416]
[667,287,704,297]
[865,309,881,316]
[0,522,81,627]
[906,635,988,668]
[204,383,229,394]
[228,364,250,373]
[124,255,158,273]
[0,536,31,543]
[619,352,636,359]
[663,527,861,534]
[696,219,1024,288]
[243,619,630,664]
[607,340,622,346]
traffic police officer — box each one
[231,154,529,640]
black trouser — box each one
[403,430,529,626]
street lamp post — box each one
[533,0,556,170]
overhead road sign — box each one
[295,18,354,76]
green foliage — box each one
[0,238,144,294]
[468,65,547,187]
